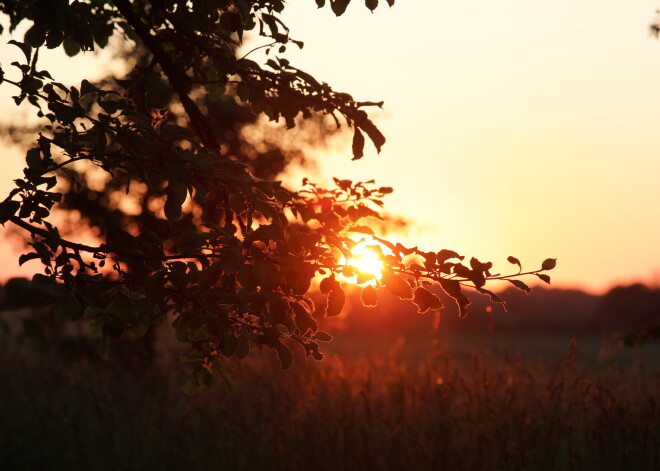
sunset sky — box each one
[1,0,660,293]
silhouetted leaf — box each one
[62,38,80,57]
[352,127,365,160]
[366,0,378,11]
[413,287,443,313]
[331,0,350,16]
[313,331,333,342]
[507,256,521,270]
[25,23,47,48]
[358,119,386,153]
[18,253,41,266]
[439,278,471,318]
[164,182,187,221]
[476,287,508,311]
[542,258,557,271]
[437,249,463,263]
[320,275,339,294]
[276,343,293,369]
[254,259,280,289]
[8,40,31,61]
[507,279,531,293]
[536,273,551,284]
[361,284,378,306]
[0,200,20,224]
[326,287,345,317]
[382,270,412,299]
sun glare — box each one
[343,244,384,282]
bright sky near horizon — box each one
[1,0,659,294]
[276,0,660,294]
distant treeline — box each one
[1,277,659,339]
[324,283,660,337]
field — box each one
[1,329,658,471]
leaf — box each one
[361,284,378,306]
[365,0,379,12]
[0,200,20,224]
[386,0,395,6]
[507,279,531,293]
[413,287,443,314]
[476,287,508,312]
[536,273,551,284]
[507,256,521,270]
[352,127,365,160]
[541,258,557,271]
[439,278,471,318]
[282,260,314,295]
[8,40,31,61]
[470,257,492,274]
[313,331,333,342]
[164,182,187,221]
[331,0,351,16]
[62,38,80,57]
[26,147,44,171]
[198,261,224,291]
[25,23,47,48]
[382,270,412,299]
[18,252,41,266]
[315,0,326,7]
[319,275,339,294]
[437,249,463,263]
[292,301,317,333]
[326,287,346,317]
[276,343,293,369]
[359,119,386,153]
[254,259,280,289]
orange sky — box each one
[1,1,660,293]
[275,1,660,293]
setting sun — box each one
[343,244,384,283]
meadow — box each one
[1,330,658,471]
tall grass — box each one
[0,336,658,470]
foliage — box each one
[0,0,555,390]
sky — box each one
[1,0,660,293]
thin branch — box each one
[112,0,219,150]
[10,216,104,254]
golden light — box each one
[342,244,384,283]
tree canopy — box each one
[0,0,555,392]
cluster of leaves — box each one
[0,0,555,392]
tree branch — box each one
[10,216,105,254]
[112,0,219,150]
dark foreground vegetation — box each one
[1,332,658,471]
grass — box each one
[0,333,658,470]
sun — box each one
[343,244,384,282]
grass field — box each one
[1,332,658,470]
